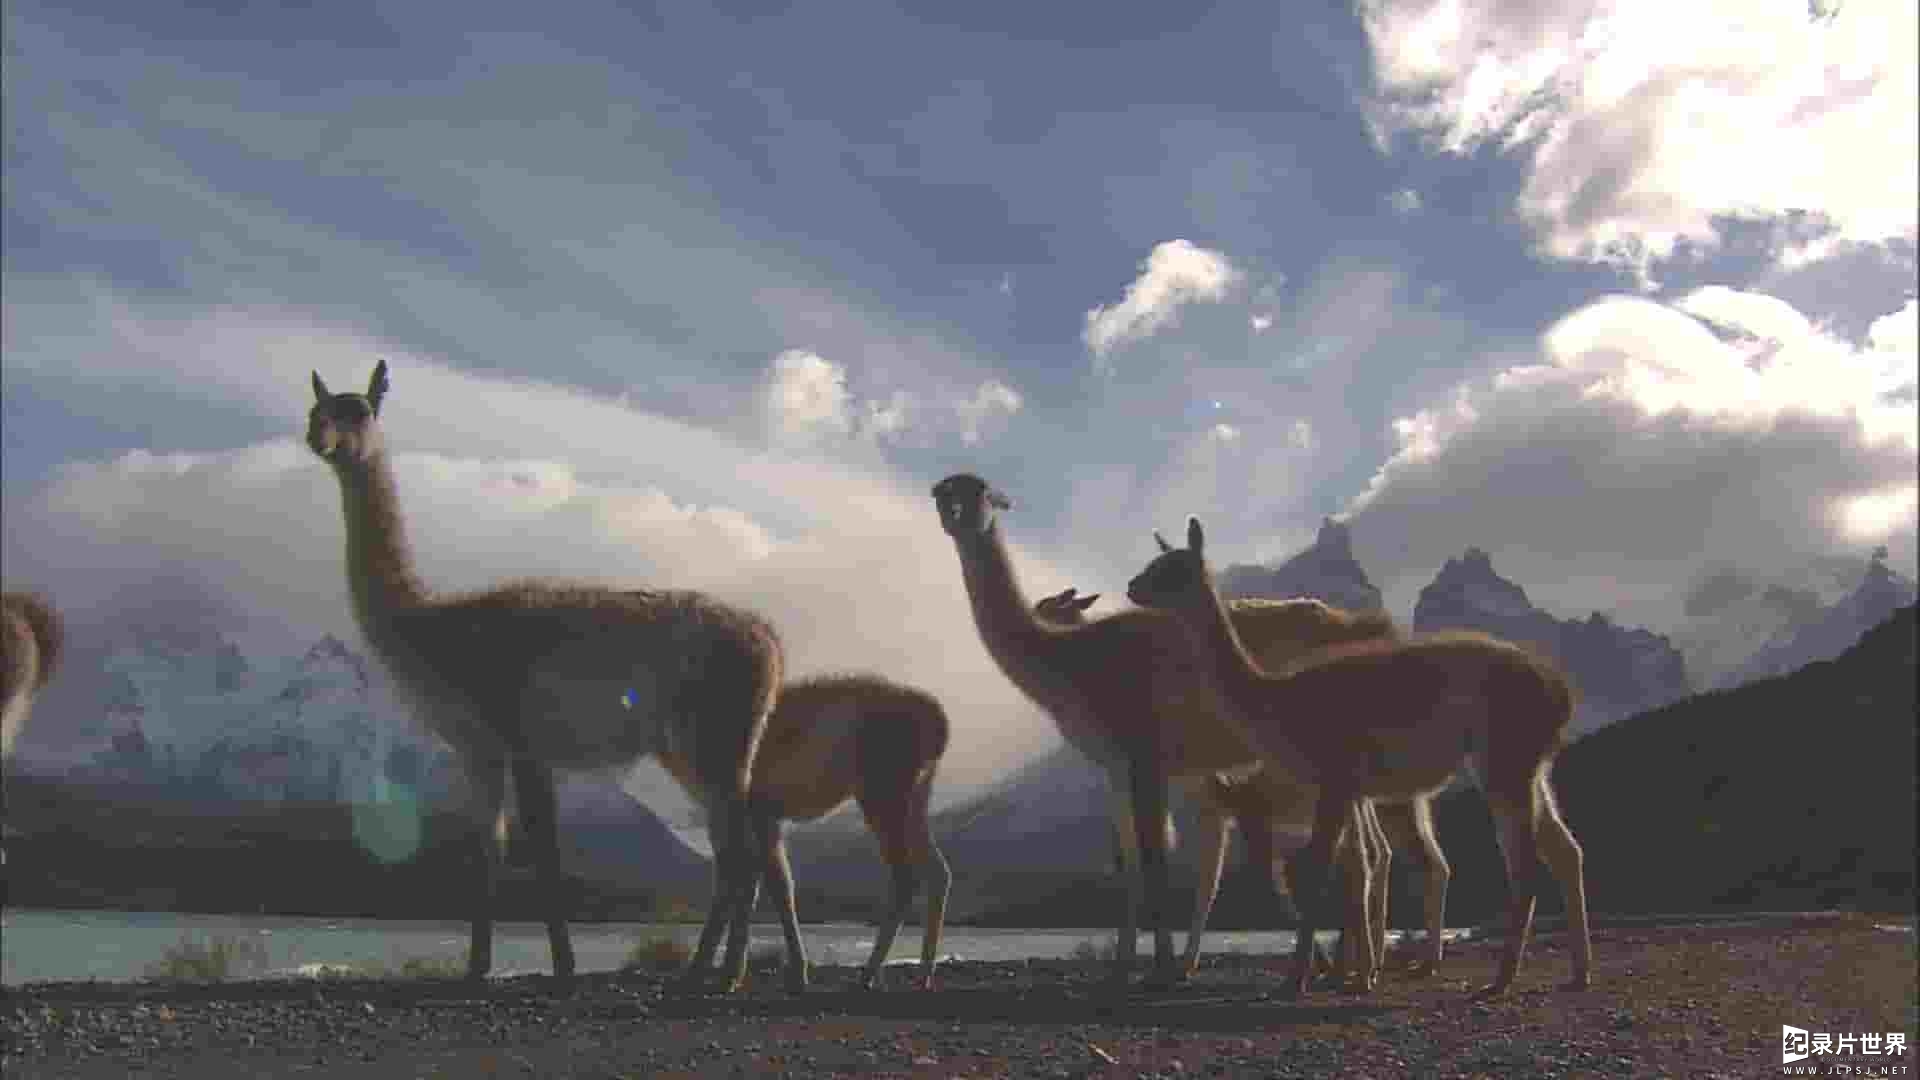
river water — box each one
[1,909,1466,985]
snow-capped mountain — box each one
[1715,551,1918,690]
[1413,548,1690,732]
[89,627,455,806]
[24,605,711,869]
[1217,517,1385,612]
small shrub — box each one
[306,960,388,980]
[625,933,693,973]
[145,933,270,982]
[1069,937,1117,966]
[395,951,467,979]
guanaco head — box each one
[1126,516,1213,614]
[1033,586,1100,625]
[931,473,1012,539]
[307,360,390,468]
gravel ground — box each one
[5,914,1914,1079]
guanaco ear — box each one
[1073,593,1100,610]
[312,372,331,402]
[367,359,390,413]
[986,487,1012,510]
[1187,516,1205,554]
[1155,531,1174,554]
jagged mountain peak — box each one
[1857,550,1906,597]
[300,634,355,664]
[1432,545,1505,585]
[296,633,372,691]
[1717,553,1919,690]
[1217,515,1383,612]
[1313,516,1354,556]
[1414,549,1688,732]
[1416,547,1538,624]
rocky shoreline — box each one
[5,914,1914,1079]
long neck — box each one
[332,454,430,626]
[1182,580,1281,714]
[951,523,1063,689]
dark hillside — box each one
[1416,604,1916,928]
[962,606,1917,930]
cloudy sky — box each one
[4,0,1915,806]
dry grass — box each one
[624,933,693,973]
[143,934,271,982]
[393,952,468,980]
[1068,937,1117,967]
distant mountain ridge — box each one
[1713,550,1916,691]
[12,616,709,882]
[1217,517,1384,612]
[1544,603,1916,915]
[13,531,1906,925]
[1221,531,1691,733]
[1412,547,1690,733]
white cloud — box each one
[955,379,1024,446]
[1387,188,1423,215]
[1286,419,1318,451]
[1083,239,1239,366]
[1361,0,1920,271]
[1210,423,1241,443]
[764,349,854,442]
[1344,287,1918,626]
[2,303,1069,806]
[1674,285,1815,346]
[1250,314,1275,333]
[755,351,1023,451]
[1868,299,1918,356]
[863,390,916,442]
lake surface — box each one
[1,909,1470,985]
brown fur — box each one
[308,361,784,990]
[3,591,63,760]
[1036,587,1404,983]
[934,473,1360,991]
[732,673,952,990]
[1127,517,1592,999]
[1,592,62,695]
